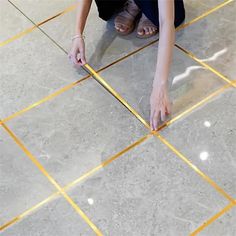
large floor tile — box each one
[0,0,33,43]
[1,197,94,236]
[0,28,87,119]
[198,205,236,236]
[97,44,225,123]
[184,0,225,22]
[0,127,55,226]
[176,0,236,80]
[68,136,227,236]
[10,0,75,22]
[161,88,236,198]
[6,78,148,186]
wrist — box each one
[72,34,85,41]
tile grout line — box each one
[1,79,236,232]
[7,0,69,54]
[190,200,236,235]
[1,122,103,236]
[158,82,234,129]
[0,1,79,47]
[175,44,236,87]
[0,76,90,126]
[84,63,236,203]
[0,0,232,125]
[0,133,152,232]
[176,0,234,31]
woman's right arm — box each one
[69,0,92,67]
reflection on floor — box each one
[1,0,236,235]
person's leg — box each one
[94,0,127,21]
[134,0,185,28]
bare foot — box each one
[114,0,140,35]
[137,13,158,38]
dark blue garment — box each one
[94,0,185,28]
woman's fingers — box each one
[69,38,86,67]
[79,50,87,65]
[150,108,154,131]
[151,109,160,131]
[160,105,166,122]
[166,99,171,115]
[153,111,160,131]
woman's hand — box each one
[68,37,86,68]
[150,81,171,131]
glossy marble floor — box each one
[0,0,236,235]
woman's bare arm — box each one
[75,0,92,35]
[154,0,175,86]
[69,0,92,66]
[150,0,175,130]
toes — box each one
[115,24,128,32]
[143,27,148,35]
[137,29,144,35]
[152,27,158,33]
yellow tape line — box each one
[0,3,78,47]
[1,123,103,236]
[84,64,150,129]
[0,76,90,126]
[190,201,236,235]
[177,0,233,31]
[155,133,235,203]
[175,44,236,87]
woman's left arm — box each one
[150,0,175,131]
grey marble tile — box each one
[0,28,87,119]
[184,0,225,22]
[198,205,236,236]
[6,78,148,186]
[176,0,236,80]
[9,0,76,23]
[1,197,94,236]
[0,0,33,42]
[97,44,225,124]
[68,136,228,236]
[161,88,236,199]
[0,127,55,226]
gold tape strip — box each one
[0,194,59,231]
[155,133,235,203]
[0,76,90,126]
[0,133,152,231]
[175,44,236,87]
[1,123,103,236]
[158,82,235,130]
[176,0,233,31]
[0,3,78,47]
[84,64,150,129]
[190,201,236,236]
[63,133,152,190]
